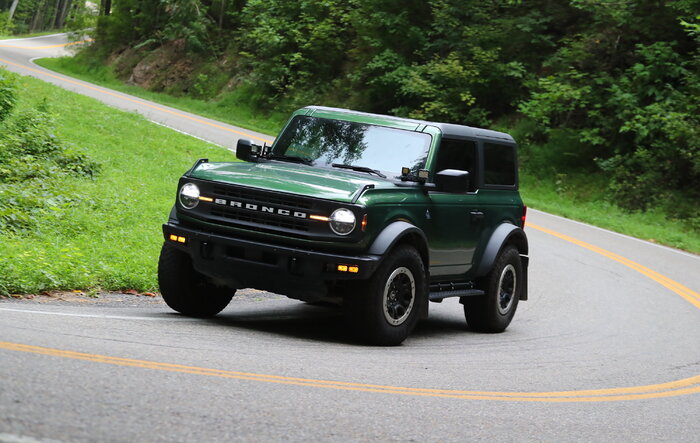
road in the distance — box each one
[0,33,272,148]
[1,34,700,442]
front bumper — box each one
[162,223,381,299]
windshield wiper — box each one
[267,154,313,165]
[331,163,386,178]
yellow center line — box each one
[1,340,699,402]
[0,44,273,144]
[526,223,700,309]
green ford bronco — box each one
[158,106,528,345]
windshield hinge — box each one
[352,184,375,204]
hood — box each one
[188,161,395,203]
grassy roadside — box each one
[519,172,699,253]
[0,74,233,295]
[36,56,286,136]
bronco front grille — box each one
[204,184,315,234]
[209,205,310,232]
[179,178,364,242]
[212,185,313,210]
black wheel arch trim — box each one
[475,223,529,300]
[368,221,429,262]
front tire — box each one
[157,243,234,317]
[463,245,522,332]
[346,245,427,346]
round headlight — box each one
[329,208,356,236]
[179,183,200,209]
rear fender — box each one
[475,223,529,300]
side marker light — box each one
[348,266,359,273]
[337,265,348,272]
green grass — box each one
[36,56,286,136]
[0,74,234,295]
[520,171,700,254]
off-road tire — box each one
[463,245,522,332]
[345,245,427,346]
[157,243,234,317]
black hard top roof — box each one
[303,106,516,144]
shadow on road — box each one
[189,301,472,346]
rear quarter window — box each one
[483,143,516,187]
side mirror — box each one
[236,139,260,162]
[435,169,470,193]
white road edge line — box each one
[148,119,232,151]
[0,307,187,321]
[529,208,700,260]
[0,32,69,43]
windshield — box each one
[271,116,431,177]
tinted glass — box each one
[272,116,431,176]
[483,143,516,186]
[434,138,478,191]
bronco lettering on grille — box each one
[217,199,308,219]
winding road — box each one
[1,34,699,442]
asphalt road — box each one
[2,34,700,442]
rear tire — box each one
[463,246,522,332]
[157,243,234,317]
[345,245,427,346]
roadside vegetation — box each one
[0,69,231,295]
[0,0,93,37]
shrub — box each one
[0,96,101,233]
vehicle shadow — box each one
[196,301,471,346]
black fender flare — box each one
[474,223,529,300]
[368,221,429,260]
[368,221,430,317]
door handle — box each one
[470,210,484,222]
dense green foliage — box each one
[0,72,230,295]
[81,0,699,227]
[0,0,93,35]
[0,69,100,234]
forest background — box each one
[2,0,700,231]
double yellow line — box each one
[1,340,699,402]
[527,223,700,310]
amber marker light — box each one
[198,196,214,202]
[348,266,359,273]
[310,214,330,222]
[177,236,186,243]
[337,265,348,272]
[361,214,367,231]
[169,234,178,242]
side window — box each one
[434,138,478,191]
[483,143,516,186]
